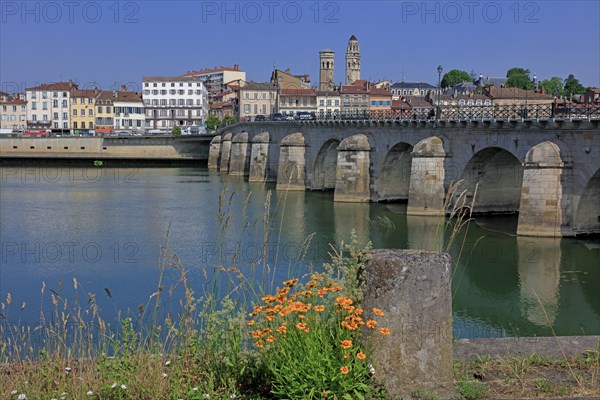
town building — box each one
[485,87,553,118]
[113,90,145,133]
[319,49,335,91]
[390,82,439,99]
[26,81,76,133]
[142,76,208,132]
[238,82,277,121]
[584,88,600,104]
[368,86,393,118]
[181,65,245,104]
[316,90,341,119]
[345,35,361,85]
[340,84,369,118]
[474,75,508,88]
[0,94,27,133]
[95,90,116,134]
[278,88,317,117]
[430,92,493,119]
[70,89,99,134]
[271,68,311,90]
[392,97,434,119]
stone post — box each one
[219,132,233,173]
[407,136,447,216]
[276,133,306,191]
[334,134,371,202]
[363,249,453,399]
[229,131,251,176]
[207,135,221,171]
[249,131,270,182]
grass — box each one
[453,348,600,399]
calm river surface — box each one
[1,166,598,338]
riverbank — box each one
[452,336,599,400]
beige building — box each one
[239,82,277,121]
[271,68,311,90]
[278,89,317,117]
[340,84,369,118]
[486,87,553,118]
[319,50,335,91]
[0,95,27,133]
[113,90,145,133]
[181,65,246,104]
[95,91,115,134]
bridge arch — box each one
[574,168,600,234]
[377,142,413,202]
[313,138,340,190]
[456,147,523,214]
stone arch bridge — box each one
[209,120,600,237]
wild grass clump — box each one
[0,183,389,399]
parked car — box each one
[284,115,295,121]
[254,115,267,121]
[296,111,316,120]
[271,113,285,121]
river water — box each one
[0,166,598,338]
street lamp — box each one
[437,65,443,120]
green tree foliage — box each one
[506,67,533,89]
[441,69,472,88]
[205,114,221,131]
[171,125,181,136]
[221,115,236,127]
[563,74,586,98]
[540,77,564,97]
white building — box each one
[113,91,145,133]
[181,65,246,104]
[25,81,75,133]
[142,76,208,132]
[316,90,341,119]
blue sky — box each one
[1,0,599,93]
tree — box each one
[563,74,586,98]
[205,114,221,131]
[221,115,236,127]
[441,69,472,88]
[540,77,564,97]
[506,67,533,89]
[172,125,181,136]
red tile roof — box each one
[182,66,241,76]
[279,88,316,96]
[0,99,27,105]
[487,87,552,100]
[26,81,75,91]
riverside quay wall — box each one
[209,120,600,237]
[0,136,211,162]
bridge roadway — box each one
[210,119,600,237]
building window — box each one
[97,106,103,113]
[53,112,59,119]
[244,104,250,114]
[63,122,68,129]
[63,112,68,119]
[73,109,77,116]
[88,109,93,116]
[43,102,49,110]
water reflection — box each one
[517,237,560,327]
[1,167,598,338]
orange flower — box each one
[379,327,391,335]
[251,330,262,338]
[372,308,384,316]
[354,308,363,315]
[340,366,349,375]
[283,279,298,287]
[314,305,325,312]
[357,352,366,360]
[340,340,352,349]
[262,295,276,303]
[335,296,353,307]
[256,340,264,348]
[276,323,287,334]
[321,390,328,398]
[343,353,350,359]
[246,320,255,326]
[366,320,377,329]
[266,335,275,343]
[295,322,310,333]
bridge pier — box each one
[517,142,572,237]
[334,134,371,202]
[407,137,447,216]
[219,132,233,173]
[276,133,306,191]
[229,131,251,176]
[208,135,221,171]
[249,132,271,182]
